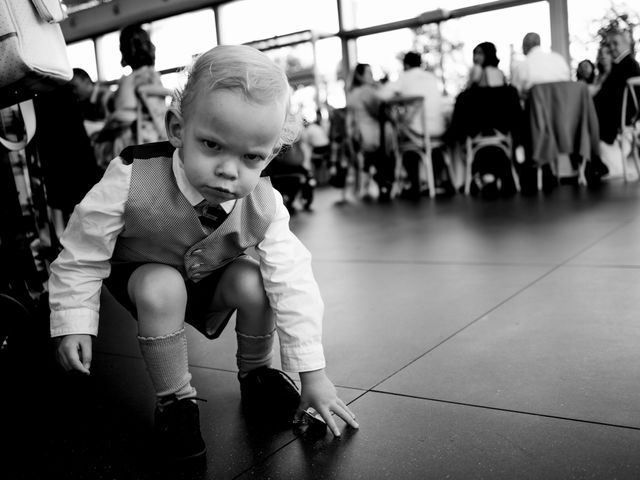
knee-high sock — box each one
[236,328,275,377]
[137,328,196,401]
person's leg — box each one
[129,264,196,401]
[210,257,299,423]
[128,263,205,459]
[401,150,421,199]
[210,256,274,377]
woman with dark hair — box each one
[345,63,393,200]
[576,59,596,84]
[94,24,169,168]
[466,41,506,88]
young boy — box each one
[48,45,358,461]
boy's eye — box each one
[244,154,265,162]
[203,140,221,150]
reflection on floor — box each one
[3,181,640,479]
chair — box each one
[448,85,523,195]
[464,131,519,195]
[617,76,640,182]
[383,95,453,198]
[135,84,173,144]
[527,81,600,189]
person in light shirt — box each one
[48,45,358,462]
[510,32,570,98]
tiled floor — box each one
[3,180,640,479]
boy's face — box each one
[166,89,286,206]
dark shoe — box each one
[154,395,206,460]
[239,367,300,424]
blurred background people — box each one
[379,51,450,199]
[93,24,168,169]
[466,42,506,88]
[593,29,640,146]
[576,59,596,84]
[511,32,571,97]
[345,63,392,200]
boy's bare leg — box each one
[211,257,275,376]
[128,264,196,400]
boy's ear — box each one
[165,107,184,148]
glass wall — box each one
[340,0,498,30]
[217,0,339,44]
[64,0,639,112]
[149,9,217,72]
[65,39,97,80]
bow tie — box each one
[195,201,227,231]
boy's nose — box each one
[214,157,239,180]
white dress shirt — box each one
[48,149,326,372]
[510,46,570,95]
[378,67,447,137]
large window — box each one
[340,0,499,30]
[217,0,339,44]
[66,39,97,80]
[149,9,217,72]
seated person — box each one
[447,84,523,198]
[511,32,570,99]
[466,42,506,89]
[68,68,113,131]
[576,59,596,85]
[593,29,640,146]
[264,139,315,213]
[378,52,450,199]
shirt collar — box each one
[171,149,234,213]
[613,49,631,64]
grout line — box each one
[368,389,640,432]
[365,217,640,392]
[313,258,558,267]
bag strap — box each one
[0,101,37,151]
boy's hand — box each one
[297,369,359,437]
[55,334,93,375]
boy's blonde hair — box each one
[174,45,301,152]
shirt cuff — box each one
[50,308,100,337]
[279,343,326,373]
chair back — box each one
[384,95,427,153]
[527,81,599,166]
[621,76,640,129]
[135,84,173,144]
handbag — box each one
[0,0,72,110]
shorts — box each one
[103,260,238,339]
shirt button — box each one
[190,263,202,269]
[192,272,201,278]
[192,249,202,254]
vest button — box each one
[191,263,202,269]
[192,272,202,278]
[192,249,203,255]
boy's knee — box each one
[129,264,187,311]
[222,258,267,306]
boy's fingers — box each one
[333,404,359,429]
[79,342,92,371]
[68,354,90,374]
[337,398,356,420]
[318,407,341,437]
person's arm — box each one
[255,189,358,435]
[49,157,129,369]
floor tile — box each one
[239,391,640,480]
[377,266,640,428]
[569,217,640,266]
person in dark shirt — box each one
[593,30,640,144]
